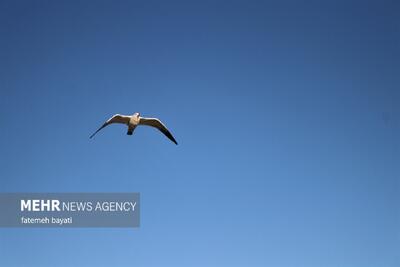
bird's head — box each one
[134,112,140,117]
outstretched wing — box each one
[90,114,130,138]
[139,117,178,145]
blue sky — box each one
[0,0,399,266]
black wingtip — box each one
[169,136,178,145]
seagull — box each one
[90,113,178,145]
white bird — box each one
[90,113,178,145]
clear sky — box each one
[0,1,399,266]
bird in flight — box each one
[90,113,178,145]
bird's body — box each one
[90,112,178,145]
[127,112,140,135]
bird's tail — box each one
[127,126,135,135]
